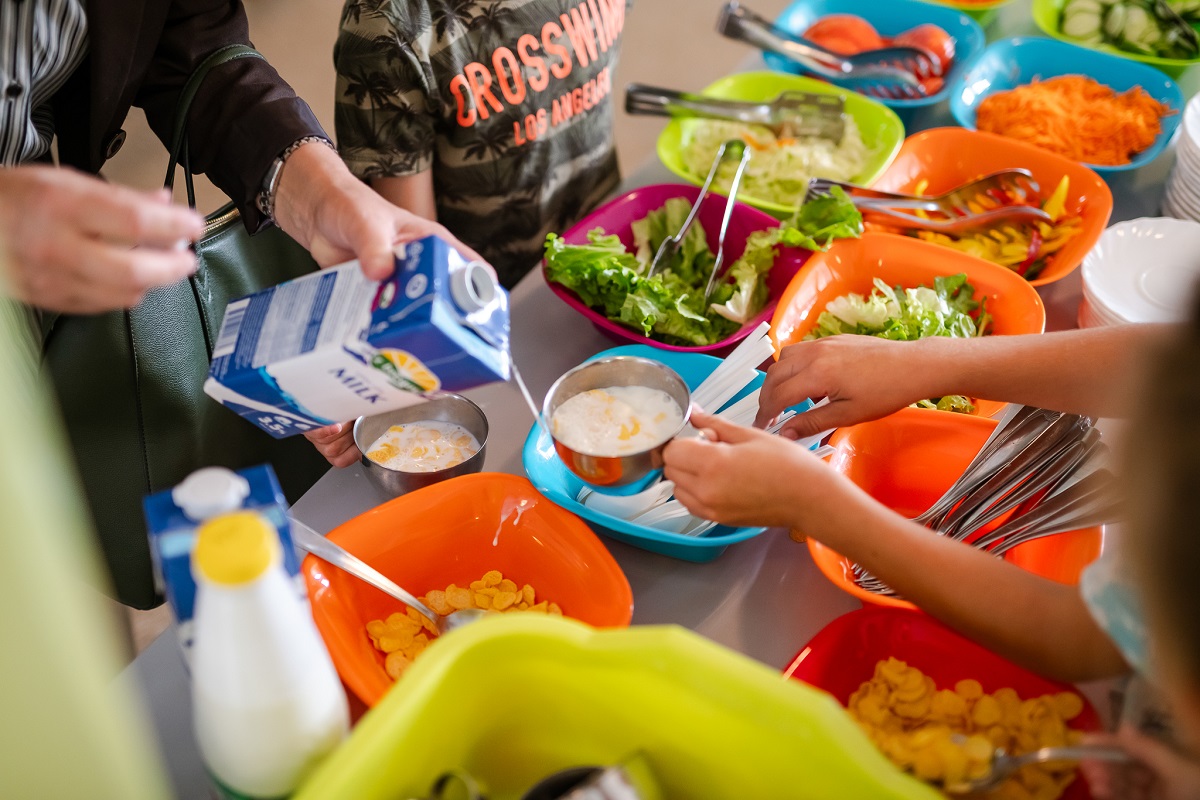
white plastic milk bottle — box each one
[191,511,349,798]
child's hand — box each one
[755,336,935,440]
[1081,727,1200,800]
[663,411,840,529]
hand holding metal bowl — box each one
[543,356,696,494]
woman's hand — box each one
[755,336,936,439]
[272,142,481,278]
[663,410,844,529]
[1082,727,1200,800]
[0,166,204,313]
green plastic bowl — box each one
[1032,0,1200,77]
[655,71,904,218]
[294,616,942,800]
[919,0,1011,24]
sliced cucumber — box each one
[1063,0,1106,35]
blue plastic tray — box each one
[521,344,813,563]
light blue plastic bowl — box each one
[949,37,1184,174]
[521,345,814,563]
[762,0,986,118]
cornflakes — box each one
[365,570,560,682]
[846,658,1084,800]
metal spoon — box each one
[946,744,1129,795]
[289,517,486,635]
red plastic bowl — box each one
[786,607,1102,800]
[543,183,811,356]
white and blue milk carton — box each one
[204,235,511,438]
[144,465,303,662]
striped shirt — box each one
[0,0,88,166]
[335,0,626,288]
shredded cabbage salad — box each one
[681,119,869,208]
[805,274,992,412]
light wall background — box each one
[103,0,791,208]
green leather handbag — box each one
[44,45,329,609]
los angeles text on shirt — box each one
[447,0,625,146]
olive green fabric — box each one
[0,273,170,799]
[43,46,329,609]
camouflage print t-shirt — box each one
[335,0,627,288]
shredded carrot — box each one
[975,75,1172,166]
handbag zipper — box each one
[204,206,241,235]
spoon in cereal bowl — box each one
[289,517,485,635]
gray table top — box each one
[120,3,1181,794]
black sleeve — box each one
[135,0,328,232]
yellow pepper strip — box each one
[1043,176,1070,222]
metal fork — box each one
[805,170,1041,215]
[717,2,935,100]
[646,139,751,306]
[625,84,846,142]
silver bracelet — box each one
[257,135,336,221]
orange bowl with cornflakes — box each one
[303,472,633,706]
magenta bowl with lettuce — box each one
[542,183,813,356]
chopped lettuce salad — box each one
[805,273,992,412]
[682,119,869,208]
[544,190,862,347]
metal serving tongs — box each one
[646,139,752,305]
[804,173,1051,234]
[806,170,1041,216]
[625,83,845,142]
[717,1,934,100]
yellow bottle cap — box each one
[193,511,280,586]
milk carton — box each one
[144,465,302,662]
[204,235,510,438]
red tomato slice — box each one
[893,24,956,73]
[803,14,885,54]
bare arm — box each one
[665,412,1130,683]
[371,172,438,221]
[759,325,1174,439]
[807,478,1128,683]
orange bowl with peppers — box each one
[868,128,1113,286]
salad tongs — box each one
[625,83,845,142]
[645,139,751,306]
[717,1,934,100]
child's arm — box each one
[371,172,438,222]
[665,412,1129,682]
[758,325,1173,439]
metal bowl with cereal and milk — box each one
[354,394,489,497]
[543,356,693,494]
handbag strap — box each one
[163,44,265,207]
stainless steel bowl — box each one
[353,394,489,497]
[543,356,692,490]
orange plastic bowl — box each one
[868,127,1113,287]
[303,473,634,706]
[806,408,1103,610]
[769,232,1046,418]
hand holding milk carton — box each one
[205,235,510,437]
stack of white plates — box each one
[1163,94,1200,220]
[1079,217,1200,328]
